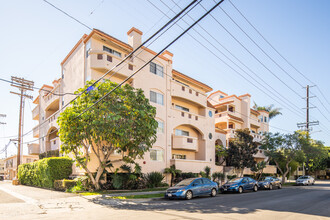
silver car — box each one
[296,176,315,186]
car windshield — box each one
[227,178,243,183]
[261,177,273,181]
[175,179,195,186]
[298,176,309,179]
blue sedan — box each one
[165,178,218,200]
[220,177,259,194]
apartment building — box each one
[0,159,4,179]
[3,155,38,180]
[32,27,227,177]
[208,90,276,174]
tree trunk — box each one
[94,166,105,191]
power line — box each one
[0,78,76,96]
[154,0,306,121]
[43,0,92,30]
[74,0,226,119]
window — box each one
[150,62,164,77]
[258,116,263,123]
[107,55,112,62]
[150,91,164,105]
[220,95,224,98]
[228,106,235,112]
[264,116,268,123]
[103,46,121,57]
[157,120,164,133]
[97,54,103,60]
[86,41,91,58]
[150,149,163,161]
[128,64,133,71]
[175,129,189,136]
[175,105,189,112]
[228,124,234,129]
[172,154,186,159]
[187,138,193,143]
[53,140,56,145]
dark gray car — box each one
[258,176,282,190]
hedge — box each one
[18,157,73,188]
[54,179,76,191]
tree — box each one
[58,80,158,190]
[212,172,225,186]
[200,166,211,179]
[253,102,282,120]
[250,161,266,181]
[164,165,182,187]
[215,144,227,166]
[260,132,305,183]
[227,129,258,177]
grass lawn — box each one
[107,193,165,200]
[79,187,167,196]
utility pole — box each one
[10,76,33,181]
[297,85,319,133]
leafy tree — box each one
[200,166,211,179]
[212,172,225,186]
[261,132,305,183]
[253,102,282,120]
[164,165,182,187]
[58,80,158,190]
[250,161,266,181]
[215,144,227,166]
[227,129,258,177]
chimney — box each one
[162,50,173,62]
[127,27,143,50]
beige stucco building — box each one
[3,155,38,180]
[32,27,227,178]
[31,27,276,180]
[208,90,276,174]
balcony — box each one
[170,108,206,130]
[46,111,59,130]
[171,80,207,106]
[32,105,39,120]
[172,135,198,151]
[44,86,60,111]
[170,159,211,173]
[50,137,60,151]
[251,133,263,143]
[28,143,39,155]
[33,125,39,138]
[88,50,134,78]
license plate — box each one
[168,193,172,197]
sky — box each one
[1,0,330,158]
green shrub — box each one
[39,150,60,159]
[54,179,76,191]
[18,157,73,188]
[144,172,164,188]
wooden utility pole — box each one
[10,76,33,181]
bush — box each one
[39,150,60,159]
[144,172,164,188]
[54,179,76,191]
[18,157,73,188]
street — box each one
[0,181,329,220]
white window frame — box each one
[150,91,164,105]
[150,62,164,77]
[175,129,189,136]
[157,120,164,133]
[150,149,164,161]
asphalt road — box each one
[93,181,330,219]
[0,180,329,220]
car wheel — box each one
[312,182,315,185]
[238,186,243,194]
[253,185,258,192]
[269,184,273,190]
[278,183,282,189]
[185,190,193,200]
[210,188,217,197]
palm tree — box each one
[164,165,182,187]
[253,102,282,120]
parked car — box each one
[258,176,282,190]
[221,177,258,194]
[296,176,315,186]
[164,177,218,200]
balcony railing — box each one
[44,86,60,108]
[172,135,198,151]
[33,125,39,138]
[170,159,210,173]
[171,80,207,106]
[32,105,39,120]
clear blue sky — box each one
[1,0,330,158]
